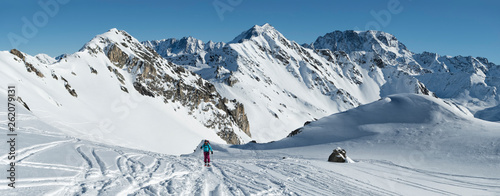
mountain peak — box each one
[249,23,275,32]
[81,28,140,52]
[78,28,162,63]
[101,28,136,42]
[311,30,408,52]
[229,23,284,43]
[108,28,120,33]
[310,30,413,65]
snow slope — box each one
[241,94,499,176]
[0,50,224,155]
[0,28,254,155]
[1,94,499,195]
[475,104,500,122]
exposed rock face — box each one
[287,120,316,137]
[17,97,31,111]
[217,128,240,144]
[84,29,251,144]
[10,49,45,78]
[287,128,302,137]
[107,44,129,68]
[10,49,25,61]
[61,77,78,97]
[227,102,251,137]
[89,66,98,74]
[133,82,154,97]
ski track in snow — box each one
[1,135,499,196]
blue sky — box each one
[1,0,499,64]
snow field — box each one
[1,93,499,195]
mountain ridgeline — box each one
[1,24,498,151]
[143,23,499,141]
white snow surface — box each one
[1,93,499,195]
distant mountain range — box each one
[143,23,499,141]
[1,23,498,153]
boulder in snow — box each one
[328,147,347,163]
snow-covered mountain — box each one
[145,24,500,143]
[310,30,500,121]
[310,30,415,67]
[414,52,500,114]
[1,24,499,194]
[143,37,226,69]
[0,29,252,154]
[143,24,437,142]
[1,23,498,152]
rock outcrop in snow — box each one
[328,147,348,163]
